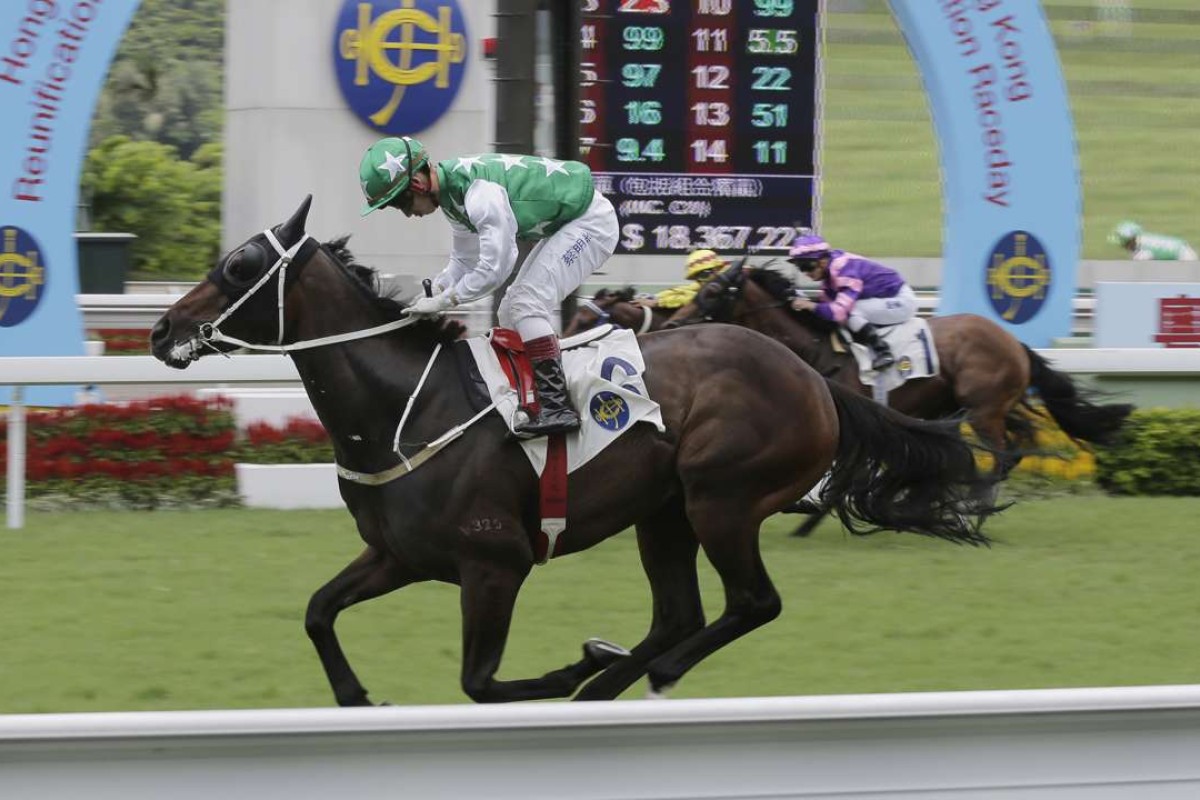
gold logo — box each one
[0,228,44,322]
[987,232,1049,322]
[338,0,466,127]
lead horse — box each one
[668,263,1133,533]
[151,197,998,704]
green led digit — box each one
[754,0,794,16]
[621,63,662,88]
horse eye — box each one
[223,245,264,287]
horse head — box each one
[665,257,748,327]
[151,195,319,368]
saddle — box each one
[832,317,940,393]
[455,324,656,565]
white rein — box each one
[192,228,419,357]
[188,227,493,485]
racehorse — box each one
[562,286,672,336]
[667,263,1133,535]
[150,197,999,705]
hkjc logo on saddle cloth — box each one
[0,226,46,328]
[986,230,1051,325]
[332,0,469,135]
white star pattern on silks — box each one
[494,154,528,171]
[527,220,552,236]
[535,157,568,176]
[377,151,407,181]
[455,155,485,173]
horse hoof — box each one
[645,679,675,700]
[782,498,823,515]
[584,637,631,667]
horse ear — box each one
[276,194,313,246]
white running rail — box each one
[4,350,1200,529]
[0,686,1198,799]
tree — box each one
[82,136,222,280]
[89,0,225,159]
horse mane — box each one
[746,266,837,333]
[321,236,467,343]
[746,266,797,302]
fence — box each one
[1,686,1199,798]
[5,350,1200,528]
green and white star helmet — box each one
[359,136,429,216]
[1109,220,1142,245]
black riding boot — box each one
[853,323,895,370]
[515,350,580,437]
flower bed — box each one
[1,396,335,511]
[90,327,151,355]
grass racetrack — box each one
[822,1,1200,258]
[1,494,1198,712]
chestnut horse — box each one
[151,197,999,705]
[563,286,672,336]
[668,263,1132,534]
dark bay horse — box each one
[150,197,999,705]
[563,286,672,336]
[668,264,1132,533]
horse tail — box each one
[821,381,999,545]
[1022,345,1133,446]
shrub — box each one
[1,395,239,511]
[230,417,334,464]
[1095,408,1200,496]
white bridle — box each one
[171,228,419,363]
[168,228,494,486]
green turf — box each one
[823,2,1200,257]
[1,495,1197,712]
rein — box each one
[190,228,420,359]
[186,227,493,486]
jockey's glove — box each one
[407,290,458,317]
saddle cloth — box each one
[466,326,666,476]
[842,317,940,393]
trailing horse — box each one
[563,286,672,336]
[668,263,1133,534]
[151,197,1000,704]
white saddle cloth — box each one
[466,326,666,476]
[846,317,940,393]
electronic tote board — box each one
[580,0,820,255]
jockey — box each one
[1108,220,1197,261]
[786,233,918,371]
[358,136,619,436]
[639,249,727,309]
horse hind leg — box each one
[305,545,418,707]
[645,504,782,696]
[574,498,705,701]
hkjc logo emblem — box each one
[0,226,46,328]
[333,0,469,135]
[589,391,631,432]
[986,230,1051,325]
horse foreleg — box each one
[305,545,417,707]
[574,501,704,701]
[458,558,620,702]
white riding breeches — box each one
[847,284,918,332]
[498,192,619,339]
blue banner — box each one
[0,0,141,404]
[890,0,1079,346]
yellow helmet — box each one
[685,249,726,279]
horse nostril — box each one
[150,317,171,349]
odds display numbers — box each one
[580,0,820,255]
